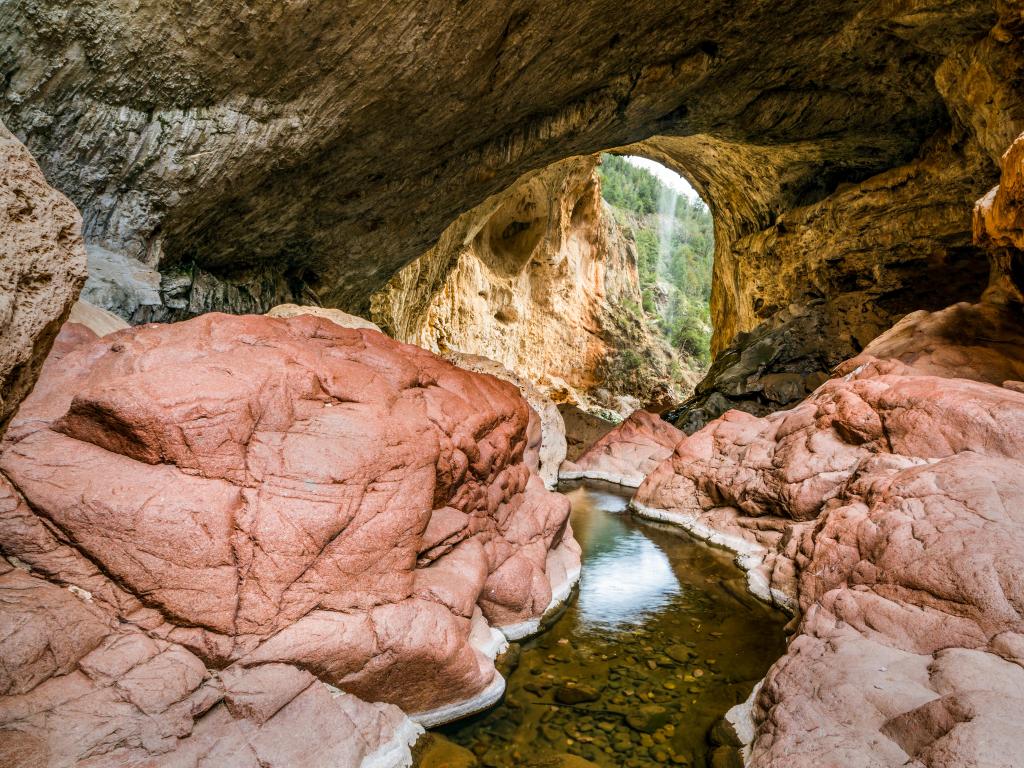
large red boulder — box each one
[633,303,1024,766]
[0,313,580,766]
[559,409,683,487]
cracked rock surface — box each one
[633,298,1024,765]
[0,313,581,767]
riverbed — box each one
[437,479,788,767]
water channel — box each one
[437,480,789,767]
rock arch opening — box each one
[369,149,718,431]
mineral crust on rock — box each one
[0,313,581,766]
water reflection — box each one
[566,484,680,632]
[437,480,788,768]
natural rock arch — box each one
[3,0,1021,356]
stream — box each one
[437,480,789,767]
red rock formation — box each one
[632,314,1024,764]
[0,313,581,765]
[560,410,683,488]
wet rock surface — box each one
[560,410,683,488]
[0,313,581,766]
[634,299,1024,765]
[436,481,787,768]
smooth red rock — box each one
[0,313,580,766]
[559,409,683,487]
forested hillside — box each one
[599,154,714,365]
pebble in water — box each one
[429,480,787,768]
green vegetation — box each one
[598,154,714,366]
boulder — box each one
[79,244,162,323]
[0,119,87,437]
[443,352,567,490]
[66,300,130,337]
[632,301,1024,765]
[266,303,382,332]
[0,312,582,766]
[560,410,683,488]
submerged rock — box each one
[554,683,602,705]
[412,733,479,767]
[0,312,582,766]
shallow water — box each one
[437,480,789,767]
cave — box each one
[2,2,1024,768]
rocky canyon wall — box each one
[371,155,691,409]
[0,120,86,438]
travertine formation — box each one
[559,410,683,488]
[0,313,581,766]
[0,120,87,437]
[372,156,689,407]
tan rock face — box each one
[974,130,1024,304]
[372,156,686,407]
[0,120,87,437]
[0,313,581,765]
